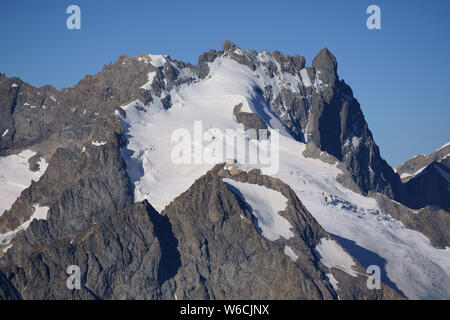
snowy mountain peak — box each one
[0,42,449,300]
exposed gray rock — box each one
[0,135,133,241]
[233,103,269,139]
[374,193,450,249]
[0,201,168,299]
[272,51,298,75]
[0,270,21,299]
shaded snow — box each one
[351,136,361,149]
[268,135,450,299]
[326,273,340,293]
[434,165,450,183]
[140,71,157,90]
[300,68,312,87]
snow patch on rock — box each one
[0,204,49,252]
[92,140,106,146]
[223,178,293,241]
[0,151,48,215]
[300,68,312,87]
[140,71,157,90]
[284,245,298,262]
[315,238,358,277]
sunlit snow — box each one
[315,238,358,276]
[223,178,293,241]
[0,150,48,215]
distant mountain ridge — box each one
[395,142,450,211]
[396,141,450,182]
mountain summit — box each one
[0,41,448,299]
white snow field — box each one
[222,178,293,241]
[118,53,450,299]
[315,238,357,277]
[0,150,48,216]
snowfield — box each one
[0,150,48,216]
[223,178,293,241]
[315,238,357,277]
[117,54,450,299]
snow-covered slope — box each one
[222,178,293,241]
[118,54,450,299]
[315,238,358,277]
[0,150,48,215]
[117,56,289,211]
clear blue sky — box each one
[0,0,449,167]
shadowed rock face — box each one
[395,144,450,212]
[396,143,450,182]
[384,145,450,248]
[0,270,21,299]
[404,161,450,212]
[0,201,166,300]
[292,49,408,203]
